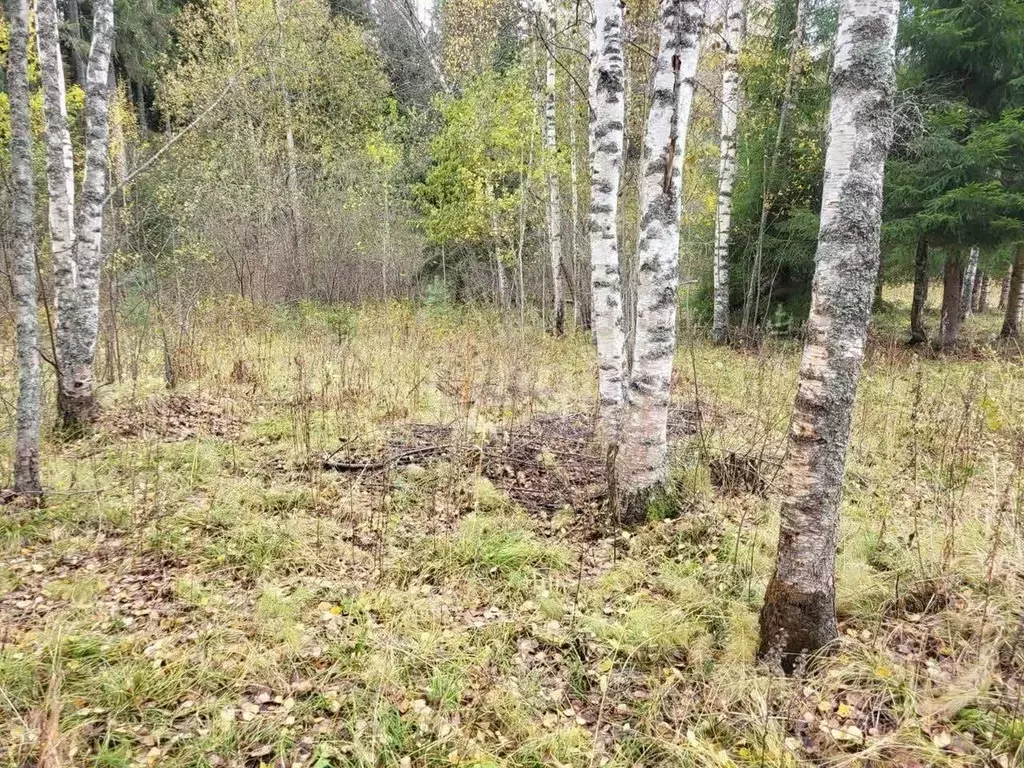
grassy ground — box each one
[0,289,1021,767]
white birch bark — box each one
[544,8,566,335]
[1001,245,1024,339]
[8,0,43,496]
[568,78,584,327]
[36,0,77,312]
[758,0,899,671]
[960,244,979,321]
[616,0,704,510]
[588,0,629,434]
[37,0,116,429]
[712,0,743,344]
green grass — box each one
[0,298,1020,767]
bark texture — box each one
[909,237,929,344]
[758,0,898,672]
[37,0,116,432]
[617,0,704,514]
[36,0,77,316]
[960,245,979,321]
[712,0,743,344]
[999,273,1011,310]
[1001,244,1024,339]
[976,272,988,312]
[939,255,963,349]
[544,8,566,335]
[8,0,43,497]
[587,0,629,434]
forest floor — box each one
[0,289,1022,768]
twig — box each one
[323,444,453,471]
[102,75,240,207]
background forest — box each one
[0,0,1023,766]
[0,0,1022,338]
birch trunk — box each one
[568,78,585,328]
[588,0,629,434]
[975,272,987,312]
[939,255,963,349]
[758,0,898,671]
[41,0,115,431]
[36,0,77,324]
[544,9,566,335]
[8,0,43,497]
[960,245,979,321]
[999,272,1011,310]
[616,0,704,517]
[273,0,304,279]
[1000,244,1024,339]
[712,0,743,344]
[909,237,929,344]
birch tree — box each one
[543,4,566,335]
[587,0,629,434]
[960,245,979,321]
[758,0,899,671]
[36,0,116,432]
[616,0,704,516]
[8,0,43,496]
[712,0,743,344]
[1001,244,1024,339]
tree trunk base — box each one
[58,388,98,438]
[758,573,837,675]
[615,480,676,528]
[13,449,42,500]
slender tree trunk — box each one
[36,0,78,417]
[273,0,304,282]
[616,0,704,519]
[758,0,898,672]
[382,186,390,298]
[135,79,147,131]
[939,255,964,349]
[544,9,566,335]
[975,271,987,312]
[588,0,629,434]
[62,0,87,85]
[1000,244,1024,339]
[743,0,807,332]
[568,76,584,328]
[38,0,116,432]
[36,0,77,281]
[960,244,978,321]
[712,0,742,344]
[909,236,929,344]
[999,272,1011,310]
[8,0,43,497]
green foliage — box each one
[414,67,537,278]
[883,0,1024,278]
[695,0,833,326]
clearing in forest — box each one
[0,296,1022,768]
